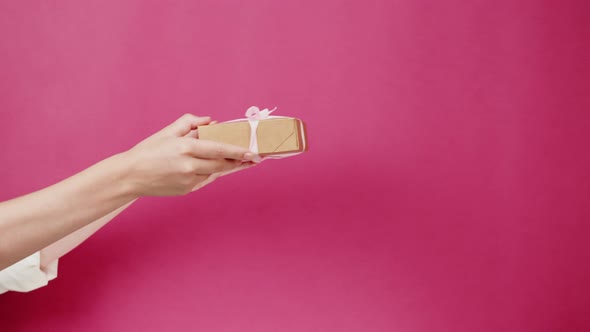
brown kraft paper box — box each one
[198,118,307,157]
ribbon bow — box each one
[245,106,277,120]
[244,106,276,155]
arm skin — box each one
[0,153,138,270]
[0,114,258,271]
[37,160,255,270]
[39,199,136,270]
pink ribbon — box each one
[245,106,277,121]
[224,106,306,162]
[245,106,277,153]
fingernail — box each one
[244,152,261,163]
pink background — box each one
[1,1,589,331]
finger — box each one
[183,138,258,161]
[163,114,212,137]
[185,129,199,139]
[191,158,242,175]
[185,120,218,139]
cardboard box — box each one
[198,118,307,157]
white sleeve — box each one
[0,252,58,294]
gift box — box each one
[198,107,308,158]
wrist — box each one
[108,151,142,199]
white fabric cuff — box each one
[0,252,58,294]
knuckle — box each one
[177,141,192,154]
[173,114,191,128]
[214,147,227,157]
[176,114,196,129]
[179,161,194,174]
[214,163,227,172]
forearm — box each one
[0,114,254,273]
[0,152,138,270]
[39,199,137,267]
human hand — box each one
[122,114,259,196]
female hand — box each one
[122,114,259,196]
